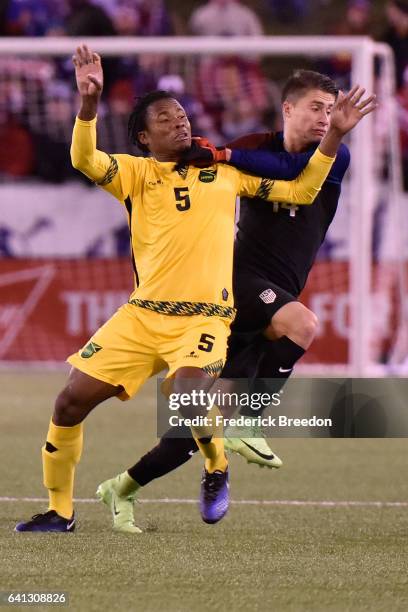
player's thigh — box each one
[54,368,122,425]
[172,366,216,418]
[67,303,164,401]
[64,367,121,402]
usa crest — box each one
[259,289,277,304]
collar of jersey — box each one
[151,159,189,178]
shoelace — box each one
[30,511,55,521]
[203,472,225,502]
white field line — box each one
[1,497,408,508]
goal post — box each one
[0,36,404,375]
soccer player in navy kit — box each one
[222,71,352,462]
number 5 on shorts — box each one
[198,333,215,352]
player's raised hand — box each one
[73,44,103,101]
[330,86,377,135]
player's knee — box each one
[291,309,318,346]
[53,387,88,426]
[272,303,318,347]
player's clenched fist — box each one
[72,44,103,100]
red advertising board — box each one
[0,259,399,364]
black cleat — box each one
[15,510,75,533]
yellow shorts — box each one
[67,303,231,400]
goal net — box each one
[0,36,406,375]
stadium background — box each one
[1,1,408,611]
[1,0,407,371]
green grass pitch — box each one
[1,372,408,611]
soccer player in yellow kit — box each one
[15,44,356,532]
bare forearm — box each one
[77,97,98,121]
[318,127,344,158]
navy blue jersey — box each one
[231,132,350,297]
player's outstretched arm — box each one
[318,86,377,157]
[70,44,113,184]
[177,134,313,180]
[258,147,336,205]
[228,147,312,180]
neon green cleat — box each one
[224,423,283,469]
[96,475,142,534]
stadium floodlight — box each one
[0,36,404,375]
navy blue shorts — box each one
[231,271,297,334]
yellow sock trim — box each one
[192,406,227,473]
[42,419,83,519]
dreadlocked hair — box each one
[128,90,175,152]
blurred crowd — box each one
[0,0,407,188]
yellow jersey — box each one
[71,117,334,319]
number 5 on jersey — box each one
[174,187,191,211]
[198,333,215,352]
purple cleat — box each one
[15,510,75,533]
[200,468,229,524]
